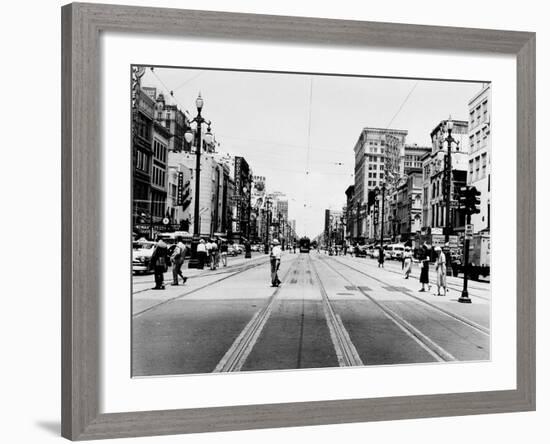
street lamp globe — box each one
[184,128,194,143]
[204,127,214,144]
[195,93,204,111]
[447,117,454,131]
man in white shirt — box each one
[170,238,187,285]
[196,239,207,269]
[270,239,283,287]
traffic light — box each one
[470,186,481,214]
[458,186,481,215]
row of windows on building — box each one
[368,139,386,146]
[153,139,167,164]
[152,165,166,188]
[469,99,489,127]
[469,127,489,152]
[366,155,385,162]
[135,150,150,173]
[368,163,385,171]
[469,153,488,182]
[368,172,384,179]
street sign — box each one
[432,234,445,246]
[176,172,184,205]
[448,235,459,248]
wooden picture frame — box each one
[61,2,535,440]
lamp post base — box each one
[458,291,472,304]
[187,238,201,269]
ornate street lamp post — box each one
[184,93,214,268]
[444,117,458,243]
[443,117,459,276]
[374,182,387,251]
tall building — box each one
[169,151,231,237]
[132,86,155,238]
[150,120,172,227]
[353,127,408,241]
[145,87,191,153]
[467,83,491,233]
[394,169,423,241]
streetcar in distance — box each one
[299,237,311,253]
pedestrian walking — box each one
[196,239,207,269]
[434,246,447,295]
[205,239,212,267]
[210,238,219,270]
[378,245,385,268]
[419,243,431,292]
[220,239,228,267]
[270,239,282,287]
[150,238,170,290]
[170,237,187,286]
[403,246,413,279]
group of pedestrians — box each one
[415,243,448,296]
[374,242,448,296]
[149,236,232,290]
[150,237,188,290]
[196,238,227,270]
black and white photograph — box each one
[131,66,491,377]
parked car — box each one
[132,240,156,274]
[384,244,405,260]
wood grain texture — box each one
[61,2,536,440]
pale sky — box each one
[140,67,482,238]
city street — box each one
[132,251,490,376]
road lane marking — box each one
[213,258,299,372]
[319,257,457,363]
[328,256,490,336]
[309,257,363,367]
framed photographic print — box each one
[62,2,535,440]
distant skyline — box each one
[140,67,482,238]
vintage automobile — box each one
[132,240,156,274]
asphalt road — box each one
[132,251,491,376]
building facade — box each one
[353,127,407,242]
[467,83,491,233]
[132,87,155,238]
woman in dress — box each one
[403,246,413,279]
[419,243,430,292]
[434,246,447,296]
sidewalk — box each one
[132,252,273,316]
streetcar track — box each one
[214,257,300,372]
[317,256,458,362]
[309,256,363,367]
[132,257,272,318]
[327,256,490,335]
